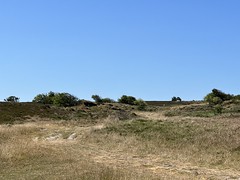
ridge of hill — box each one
[0,102,137,124]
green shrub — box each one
[213,104,223,115]
[212,89,233,101]
[4,96,20,102]
[33,91,79,107]
[212,97,223,105]
[102,98,115,103]
[134,99,147,111]
[172,96,182,102]
[33,93,54,104]
[52,93,79,107]
[234,95,240,101]
[118,95,136,105]
[92,95,115,104]
[204,89,233,105]
[92,95,103,104]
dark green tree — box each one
[102,98,115,103]
[204,89,233,105]
[33,93,54,104]
[91,95,115,104]
[33,91,79,107]
[172,96,182,102]
[53,93,79,107]
[176,97,182,102]
[212,89,233,101]
[118,95,136,105]
[91,95,103,104]
[4,96,20,102]
[33,94,47,104]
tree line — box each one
[32,92,148,110]
[3,88,240,108]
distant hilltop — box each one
[146,101,203,106]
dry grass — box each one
[0,104,240,179]
[0,122,157,179]
[97,118,240,167]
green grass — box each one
[104,119,199,144]
[97,118,240,170]
[163,103,240,117]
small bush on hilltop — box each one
[118,95,147,110]
[204,89,233,105]
[33,91,55,104]
[92,95,103,104]
[118,95,136,105]
[92,95,115,104]
[172,96,182,102]
[212,89,233,101]
[53,93,79,107]
[4,96,20,102]
[102,98,115,103]
[33,91,79,107]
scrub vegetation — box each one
[1,89,240,179]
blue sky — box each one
[1,0,240,101]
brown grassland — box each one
[0,102,240,179]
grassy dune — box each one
[0,102,240,179]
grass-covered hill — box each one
[1,98,240,124]
[0,100,240,179]
[0,102,138,124]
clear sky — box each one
[1,0,240,102]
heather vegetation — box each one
[1,88,240,179]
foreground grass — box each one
[0,122,157,180]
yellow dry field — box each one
[0,111,240,180]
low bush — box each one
[118,95,136,105]
[92,95,115,104]
[134,99,147,111]
[204,89,233,105]
[4,96,20,102]
[33,91,79,107]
